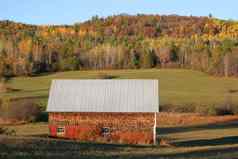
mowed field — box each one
[1,69,238,159]
[2,69,238,107]
[1,113,238,159]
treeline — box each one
[0,14,238,77]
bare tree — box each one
[221,39,234,77]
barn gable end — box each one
[47,80,159,145]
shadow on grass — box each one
[158,120,238,135]
[11,95,48,101]
[6,88,21,92]
[20,89,48,93]
[36,111,48,122]
[97,74,119,79]
[29,72,56,77]
[174,136,238,147]
[0,135,149,152]
[1,135,238,159]
[117,146,238,159]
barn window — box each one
[57,126,65,136]
[101,127,110,136]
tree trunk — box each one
[224,54,230,77]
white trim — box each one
[153,112,157,145]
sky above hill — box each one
[0,0,237,25]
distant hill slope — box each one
[1,15,237,38]
[0,15,238,77]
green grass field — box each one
[1,69,238,158]
[1,119,238,159]
[1,69,238,107]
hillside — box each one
[0,15,238,77]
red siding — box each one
[49,125,57,137]
[48,112,155,145]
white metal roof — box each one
[47,80,159,113]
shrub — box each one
[213,104,237,116]
[195,105,211,115]
[200,104,238,116]
[161,103,238,116]
[36,99,47,111]
[160,104,196,113]
[35,99,48,122]
[207,106,219,116]
[208,93,238,116]
[97,73,117,79]
[0,97,11,117]
[0,127,16,136]
[0,98,41,122]
[231,105,238,114]
[0,127,6,134]
[0,83,7,93]
[12,99,41,122]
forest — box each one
[0,14,238,77]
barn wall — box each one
[48,112,154,145]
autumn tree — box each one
[1,15,238,76]
[140,48,156,68]
[220,39,235,77]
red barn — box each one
[47,80,159,145]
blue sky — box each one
[0,0,237,25]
